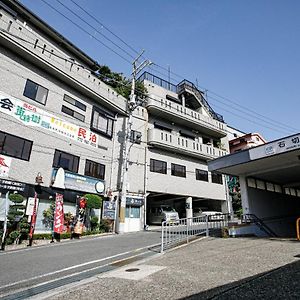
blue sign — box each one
[102,201,116,220]
[126,197,144,207]
[52,169,105,194]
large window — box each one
[212,172,223,184]
[53,150,79,172]
[91,107,114,138]
[150,159,167,174]
[196,169,208,182]
[62,105,85,122]
[85,159,105,180]
[23,79,48,105]
[0,131,32,161]
[171,163,186,178]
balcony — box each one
[0,13,127,113]
[146,97,227,138]
[148,128,228,160]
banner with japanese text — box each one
[0,91,98,148]
[54,193,64,234]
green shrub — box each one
[90,216,99,231]
[99,219,111,232]
[84,194,102,209]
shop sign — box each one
[0,179,26,192]
[102,201,116,220]
[126,197,144,207]
[52,169,105,194]
[0,91,98,148]
[54,193,64,234]
[26,197,40,216]
[0,155,11,177]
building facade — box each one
[0,0,127,232]
[229,133,266,153]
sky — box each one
[19,0,300,141]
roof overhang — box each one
[208,133,300,188]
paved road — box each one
[0,231,161,298]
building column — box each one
[181,94,185,107]
[239,176,250,214]
[186,197,193,222]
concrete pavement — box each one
[48,237,300,300]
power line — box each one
[55,0,136,60]
[69,0,141,56]
[40,0,132,64]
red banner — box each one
[54,193,64,234]
[29,192,38,239]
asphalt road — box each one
[0,231,161,298]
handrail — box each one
[241,214,277,237]
[177,80,224,122]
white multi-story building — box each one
[124,72,230,231]
[0,0,127,231]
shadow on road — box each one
[181,259,300,299]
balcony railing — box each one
[148,128,228,160]
[146,97,227,137]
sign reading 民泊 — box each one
[0,91,98,148]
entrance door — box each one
[125,205,141,232]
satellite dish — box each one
[52,167,65,189]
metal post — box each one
[1,192,9,251]
[161,222,164,253]
[206,215,209,237]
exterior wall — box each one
[229,133,266,153]
[0,46,121,189]
[146,149,227,200]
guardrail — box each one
[161,214,229,253]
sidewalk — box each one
[50,237,300,300]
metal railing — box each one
[161,214,230,253]
[241,214,277,237]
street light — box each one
[117,51,152,233]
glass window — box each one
[53,150,79,172]
[212,172,223,184]
[171,163,186,177]
[63,94,86,111]
[84,159,105,179]
[0,131,32,160]
[196,169,208,181]
[126,206,140,218]
[61,105,85,122]
[91,107,114,138]
[150,159,167,174]
[23,79,48,105]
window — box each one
[212,172,223,184]
[154,122,172,132]
[171,163,186,178]
[62,105,85,122]
[130,130,142,144]
[196,169,208,182]
[63,94,86,111]
[85,159,105,180]
[91,107,114,138]
[23,79,48,105]
[53,150,79,172]
[0,131,32,160]
[150,159,167,174]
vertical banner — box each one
[1,192,9,250]
[54,193,64,234]
[28,192,38,240]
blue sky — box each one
[20,0,300,141]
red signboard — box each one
[54,193,64,234]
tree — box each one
[6,193,29,244]
[96,65,148,101]
[83,194,103,230]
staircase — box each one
[241,214,277,237]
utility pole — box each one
[117,51,151,233]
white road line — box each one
[0,246,154,290]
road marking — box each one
[0,245,158,290]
